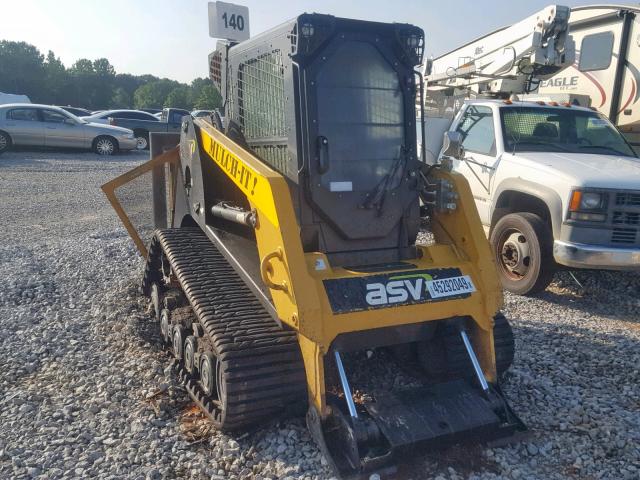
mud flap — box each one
[101,146,180,257]
[311,380,524,479]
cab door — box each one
[167,110,185,133]
[3,107,44,146]
[41,109,86,148]
[451,104,499,226]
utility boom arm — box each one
[426,5,574,95]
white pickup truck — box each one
[437,99,640,295]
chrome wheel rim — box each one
[96,138,114,155]
[136,136,148,150]
[0,135,7,151]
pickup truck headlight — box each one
[568,190,606,222]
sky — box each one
[1,0,622,83]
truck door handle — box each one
[317,136,329,174]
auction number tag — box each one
[208,1,250,41]
[426,275,476,299]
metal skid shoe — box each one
[308,340,525,479]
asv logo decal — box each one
[365,273,433,306]
[365,273,476,306]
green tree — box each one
[69,58,98,108]
[164,86,190,109]
[110,87,132,108]
[43,51,67,104]
[193,83,222,110]
[133,79,178,109]
[114,73,145,106]
[0,41,45,102]
[0,39,216,111]
[92,58,116,108]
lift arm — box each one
[426,5,574,95]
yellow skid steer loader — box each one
[102,13,524,478]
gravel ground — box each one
[0,149,639,480]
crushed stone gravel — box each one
[0,149,638,480]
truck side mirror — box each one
[442,131,464,160]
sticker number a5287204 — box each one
[426,275,476,299]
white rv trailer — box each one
[421,5,574,163]
[538,5,640,148]
[0,92,31,105]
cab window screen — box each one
[316,41,404,192]
[579,31,614,72]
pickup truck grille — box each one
[612,211,640,226]
[615,192,640,207]
[611,227,637,244]
[608,190,639,246]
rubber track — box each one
[142,227,307,430]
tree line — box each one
[0,40,222,111]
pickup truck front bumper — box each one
[553,241,640,270]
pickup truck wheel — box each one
[490,212,555,295]
[134,130,149,150]
[94,136,118,156]
[0,131,11,154]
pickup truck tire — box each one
[0,131,11,154]
[93,136,119,156]
[133,130,149,150]
[490,212,555,295]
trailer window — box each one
[456,106,496,156]
[579,32,614,72]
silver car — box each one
[0,104,137,155]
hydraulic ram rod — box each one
[211,202,257,227]
[334,351,358,418]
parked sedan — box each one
[58,106,92,117]
[81,109,159,125]
[0,104,137,155]
[191,109,214,118]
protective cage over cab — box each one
[210,14,425,266]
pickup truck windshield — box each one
[501,106,637,158]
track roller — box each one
[160,308,171,344]
[172,326,185,360]
[184,336,198,374]
[142,228,307,431]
